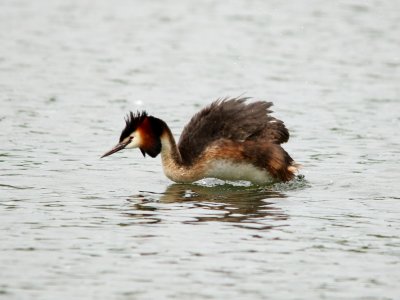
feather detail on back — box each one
[178,97,290,165]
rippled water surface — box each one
[1,0,400,299]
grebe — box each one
[101,97,300,184]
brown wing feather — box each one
[178,97,289,165]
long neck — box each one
[159,125,203,183]
[160,126,183,166]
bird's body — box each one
[102,97,300,184]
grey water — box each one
[1,0,400,299]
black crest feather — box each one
[119,111,147,142]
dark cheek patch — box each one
[138,119,162,158]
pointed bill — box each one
[101,141,129,158]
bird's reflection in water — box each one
[124,182,289,229]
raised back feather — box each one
[178,97,289,165]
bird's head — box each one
[101,111,164,159]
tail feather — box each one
[265,146,300,182]
[243,142,300,182]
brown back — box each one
[178,97,290,165]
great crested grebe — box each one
[101,97,300,184]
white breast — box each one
[206,159,274,184]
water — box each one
[1,0,400,299]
